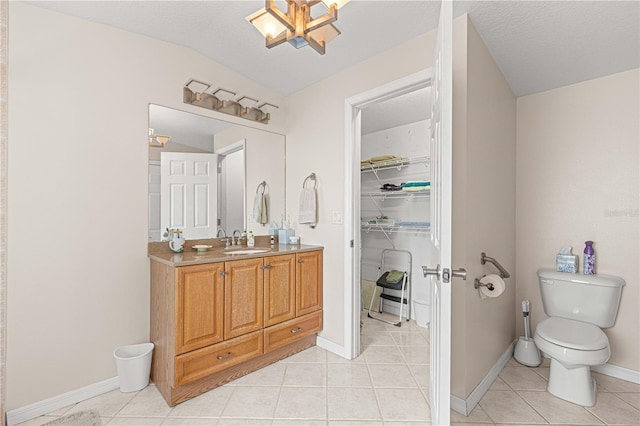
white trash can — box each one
[412,299,430,328]
[114,342,154,392]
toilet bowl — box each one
[535,269,625,407]
[534,317,610,406]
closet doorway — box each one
[344,70,433,359]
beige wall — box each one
[284,32,436,347]
[516,68,640,371]
[451,15,517,399]
[7,3,284,410]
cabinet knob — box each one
[220,271,226,276]
[298,259,303,264]
[261,264,271,270]
[217,352,232,360]
[290,327,302,334]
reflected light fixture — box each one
[246,0,350,55]
[149,128,171,147]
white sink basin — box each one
[224,249,271,255]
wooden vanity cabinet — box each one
[224,257,264,339]
[296,250,323,316]
[175,263,224,355]
[264,254,296,327]
[150,248,323,407]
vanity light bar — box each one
[183,79,277,124]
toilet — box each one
[534,268,625,406]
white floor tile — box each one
[368,364,418,388]
[328,363,373,388]
[586,392,640,425]
[389,332,429,347]
[478,390,547,424]
[362,345,404,364]
[518,390,604,425]
[375,388,430,421]
[281,345,328,363]
[498,366,547,391]
[116,386,172,418]
[592,372,640,393]
[328,387,381,420]
[398,346,429,365]
[283,362,327,386]
[107,417,164,425]
[221,386,280,419]
[274,387,327,420]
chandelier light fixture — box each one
[246,0,351,55]
[148,128,170,147]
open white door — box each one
[425,1,454,424]
[161,152,218,240]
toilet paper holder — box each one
[474,252,510,290]
[474,276,495,290]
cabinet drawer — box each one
[174,331,263,387]
[263,311,322,353]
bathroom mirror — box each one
[148,104,285,242]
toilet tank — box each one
[537,268,625,328]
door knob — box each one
[422,264,441,278]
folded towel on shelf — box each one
[360,155,410,169]
[253,193,268,224]
[395,221,430,227]
[385,270,405,284]
[402,186,430,192]
[402,181,430,187]
[299,187,317,226]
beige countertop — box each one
[148,239,323,267]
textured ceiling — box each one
[27,1,638,98]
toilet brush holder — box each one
[514,300,541,367]
[514,336,541,367]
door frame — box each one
[343,69,432,359]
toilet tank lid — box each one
[537,268,625,288]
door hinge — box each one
[350,240,354,248]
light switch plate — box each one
[332,211,343,224]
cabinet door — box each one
[264,254,296,327]
[296,250,323,316]
[176,263,224,355]
[224,258,264,339]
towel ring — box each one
[256,181,266,195]
[303,173,317,189]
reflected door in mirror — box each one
[161,152,218,240]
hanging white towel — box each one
[298,187,317,226]
[253,193,268,225]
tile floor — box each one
[16,313,640,426]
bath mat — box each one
[42,410,102,426]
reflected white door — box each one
[427,1,453,424]
[161,152,218,240]
[148,161,161,241]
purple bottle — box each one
[583,241,595,275]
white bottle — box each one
[247,231,255,247]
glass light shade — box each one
[246,8,287,39]
[321,0,350,9]
[310,23,340,44]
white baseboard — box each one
[451,342,515,416]
[6,377,120,426]
[593,362,640,384]
[316,335,348,358]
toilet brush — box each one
[514,300,542,367]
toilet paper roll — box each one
[479,274,506,299]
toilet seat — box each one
[536,317,608,351]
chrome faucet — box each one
[216,227,227,238]
[232,230,242,246]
